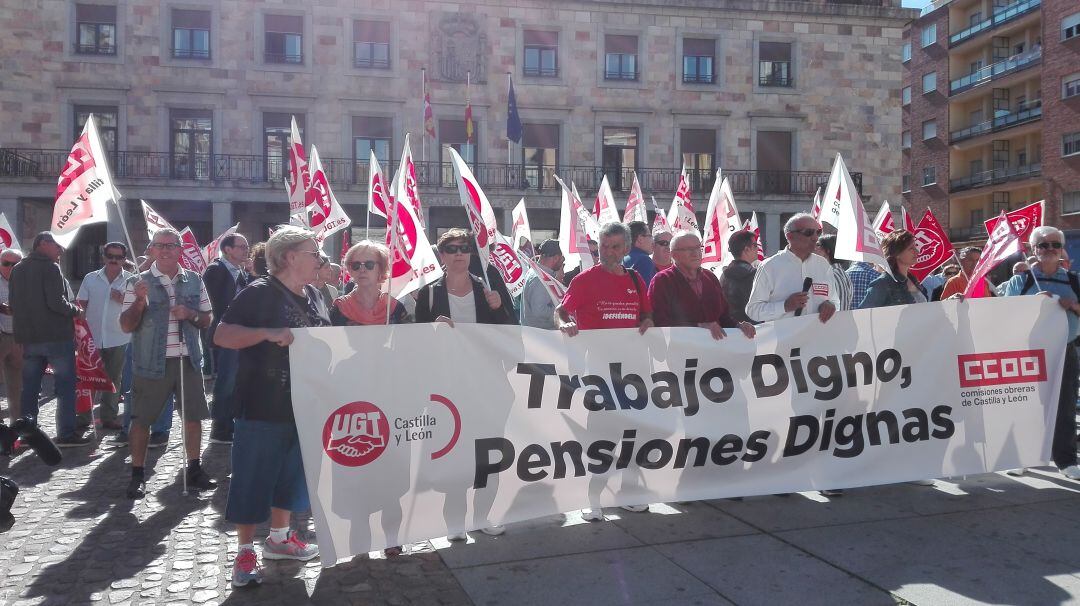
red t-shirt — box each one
[561,265,652,330]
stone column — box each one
[212,201,232,238]
[765,212,782,255]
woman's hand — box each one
[484,289,502,310]
[263,327,294,347]
[738,321,756,339]
[435,315,455,328]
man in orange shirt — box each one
[940,246,993,299]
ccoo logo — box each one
[957,350,1047,388]
[322,401,391,466]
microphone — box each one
[794,277,813,317]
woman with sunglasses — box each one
[415,228,512,326]
[330,240,411,326]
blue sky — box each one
[901,0,928,8]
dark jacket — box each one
[719,260,757,325]
[649,265,737,328]
[859,272,928,309]
[9,252,80,344]
[203,258,249,334]
[415,274,514,325]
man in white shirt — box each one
[76,242,133,430]
[746,213,839,323]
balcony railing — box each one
[604,69,639,81]
[759,74,794,88]
[949,0,1041,47]
[949,162,1040,193]
[949,47,1041,95]
[949,100,1042,143]
[0,148,858,197]
[264,52,303,64]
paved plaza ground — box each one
[2,390,1080,606]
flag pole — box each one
[507,72,513,169]
[421,68,427,165]
[111,198,136,263]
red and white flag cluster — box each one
[965,212,1022,298]
[666,165,699,235]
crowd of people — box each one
[0,212,1075,588]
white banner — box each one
[290,297,1066,566]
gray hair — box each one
[266,225,316,275]
[670,230,701,250]
[599,221,631,248]
[1029,225,1065,247]
[784,213,818,233]
[0,248,23,260]
[151,227,181,244]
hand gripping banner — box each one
[289,297,1066,565]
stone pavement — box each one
[3,391,1080,605]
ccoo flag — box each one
[52,115,119,247]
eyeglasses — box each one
[655,240,671,248]
[0,261,16,267]
[297,250,329,267]
[672,247,702,254]
[150,242,180,250]
[1036,241,1064,250]
[104,253,125,261]
[440,244,473,255]
[349,260,379,271]
[789,228,823,238]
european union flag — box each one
[506,75,523,144]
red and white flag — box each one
[74,316,116,414]
[386,139,443,299]
[306,146,352,246]
[371,136,424,228]
[872,201,894,240]
[555,176,595,274]
[810,186,824,222]
[52,115,118,247]
[520,246,568,308]
[570,181,601,242]
[593,175,620,225]
[178,227,207,274]
[650,195,670,235]
[490,231,529,298]
[701,171,730,272]
[0,212,17,250]
[511,198,534,255]
[716,176,740,265]
[817,179,841,229]
[829,154,888,269]
[901,203,917,233]
[368,150,394,219]
[666,165,699,235]
[623,173,648,224]
[983,200,1043,244]
[748,212,765,262]
[286,116,310,227]
[205,223,239,263]
[141,200,177,240]
[909,209,955,282]
[448,146,498,273]
[965,212,1022,298]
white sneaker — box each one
[619,504,649,512]
[480,525,505,536]
[446,532,468,541]
[580,508,604,522]
[1005,468,1026,477]
[908,479,936,486]
[1059,465,1080,480]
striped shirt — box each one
[122,263,211,358]
[832,263,853,311]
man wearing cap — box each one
[9,232,89,447]
[520,239,564,330]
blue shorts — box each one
[225,419,310,525]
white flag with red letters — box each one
[287,116,310,228]
[623,173,648,224]
[829,154,887,270]
[0,213,16,250]
[306,146,352,246]
[52,115,118,247]
[593,175,620,226]
[666,165,698,235]
[448,147,498,274]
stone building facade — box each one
[0,0,913,276]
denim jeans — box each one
[120,344,173,435]
[21,341,77,439]
[211,347,238,434]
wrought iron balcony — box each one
[949,162,1040,193]
[949,100,1042,143]
[949,47,1041,95]
[0,148,857,197]
[949,0,1040,48]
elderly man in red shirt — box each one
[649,231,755,340]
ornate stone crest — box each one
[429,13,488,83]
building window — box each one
[902,131,911,149]
[521,123,558,189]
[601,127,638,191]
[170,109,212,180]
[758,42,793,87]
[756,130,794,194]
[523,30,558,77]
[1065,74,1080,99]
[681,129,716,191]
[922,119,937,140]
[1064,191,1080,215]
[1064,132,1080,157]
[604,35,638,81]
[75,4,116,55]
[74,105,118,155]
[1063,12,1080,41]
[922,71,936,94]
[922,166,936,186]
[439,119,475,185]
[682,38,715,84]
[172,9,210,60]
[354,116,393,176]
[902,174,910,192]
[264,113,303,183]
[265,15,303,64]
[902,86,911,105]
[353,20,389,69]
[992,192,1010,215]
[902,42,911,63]
[920,23,936,47]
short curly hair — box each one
[265,226,316,275]
[880,229,916,261]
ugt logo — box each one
[322,402,390,467]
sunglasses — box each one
[105,253,125,261]
[0,261,16,267]
[790,228,823,238]
[1036,241,1064,250]
[349,260,379,271]
[150,242,180,250]
[440,244,473,254]
[655,240,671,247]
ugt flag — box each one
[52,115,118,247]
